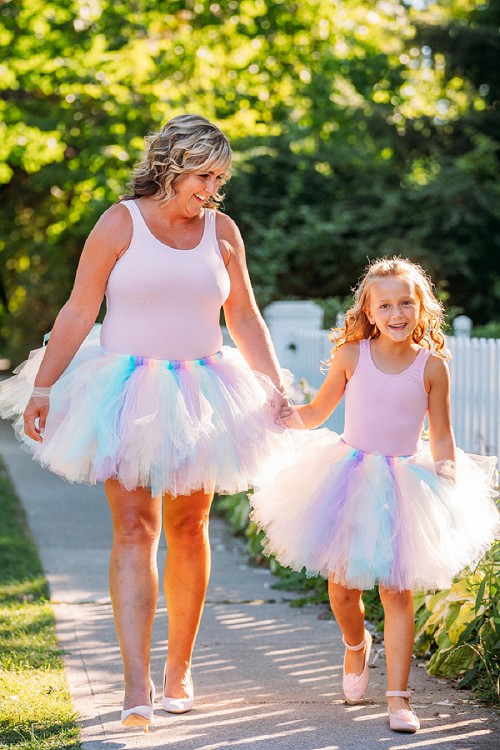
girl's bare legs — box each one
[328,581,367,675]
[105,479,162,709]
[379,587,415,712]
[163,489,214,698]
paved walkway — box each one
[0,418,498,749]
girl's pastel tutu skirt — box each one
[250,430,499,591]
[0,326,291,497]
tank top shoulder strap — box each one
[358,338,371,363]
[119,199,146,236]
[350,338,372,378]
[413,346,431,371]
[404,345,431,387]
[202,208,217,244]
[120,199,138,219]
[203,208,227,263]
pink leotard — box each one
[342,338,431,456]
[100,200,230,360]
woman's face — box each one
[173,168,227,214]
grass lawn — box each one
[0,459,80,749]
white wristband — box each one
[31,386,51,398]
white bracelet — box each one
[31,386,51,398]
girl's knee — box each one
[329,582,363,608]
[379,587,413,610]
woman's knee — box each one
[114,510,161,545]
[106,481,161,545]
[165,510,209,545]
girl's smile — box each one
[366,277,420,341]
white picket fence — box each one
[264,319,500,458]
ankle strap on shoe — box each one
[386,690,412,698]
[342,634,366,652]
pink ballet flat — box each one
[342,629,372,703]
[386,690,420,733]
[162,664,194,714]
[121,679,155,733]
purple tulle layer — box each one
[0,326,292,497]
[250,429,499,591]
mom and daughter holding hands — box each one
[0,115,497,736]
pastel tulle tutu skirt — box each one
[0,326,291,497]
[250,429,499,591]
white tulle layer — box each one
[0,327,292,497]
[250,429,499,591]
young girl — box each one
[250,257,499,734]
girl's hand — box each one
[268,391,288,426]
[23,387,51,442]
[280,401,295,422]
[281,403,305,429]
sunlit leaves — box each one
[0,0,498,358]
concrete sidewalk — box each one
[0,417,498,749]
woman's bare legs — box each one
[163,489,214,698]
[328,581,367,675]
[105,479,162,709]
[380,587,415,712]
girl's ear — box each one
[364,307,375,325]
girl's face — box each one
[173,168,226,214]
[365,276,421,342]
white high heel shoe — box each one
[386,690,420,733]
[342,629,372,703]
[121,679,155,733]
[162,664,194,714]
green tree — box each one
[0,1,497,361]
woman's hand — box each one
[23,388,51,442]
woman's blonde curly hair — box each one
[330,256,449,361]
[126,114,232,209]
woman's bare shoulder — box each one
[214,211,243,266]
[85,202,133,259]
[214,211,242,243]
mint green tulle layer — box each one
[0,326,291,497]
[251,429,499,591]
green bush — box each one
[414,541,500,700]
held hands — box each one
[268,389,289,427]
[23,387,51,442]
[268,381,305,429]
[280,401,305,429]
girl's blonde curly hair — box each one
[331,256,449,360]
[125,114,232,209]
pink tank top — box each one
[100,201,230,360]
[342,339,431,456]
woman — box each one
[0,114,289,731]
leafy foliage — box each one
[1,1,499,361]
[414,541,500,701]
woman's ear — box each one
[364,307,375,325]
